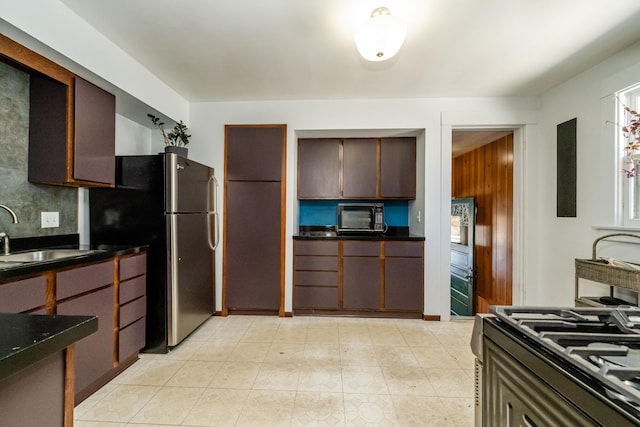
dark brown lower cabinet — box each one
[118,254,147,362]
[343,256,381,309]
[342,241,382,309]
[0,351,66,427]
[293,241,339,310]
[57,285,115,397]
[385,258,423,310]
[0,251,147,408]
[293,239,423,315]
[384,241,423,311]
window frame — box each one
[616,85,640,227]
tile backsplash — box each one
[299,200,409,226]
[0,61,77,238]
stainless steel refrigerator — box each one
[90,153,218,353]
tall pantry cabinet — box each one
[223,125,286,315]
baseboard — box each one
[423,314,441,321]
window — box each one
[617,85,640,227]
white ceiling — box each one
[58,0,640,103]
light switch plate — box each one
[41,211,59,228]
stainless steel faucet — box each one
[0,232,8,255]
[0,204,19,255]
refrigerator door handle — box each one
[206,175,219,251]
[213,176,218,213]
[208,175,219,213]
[206,212,219,251]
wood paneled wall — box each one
[452,134,513,313]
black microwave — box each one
[337,203,385,233]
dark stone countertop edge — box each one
[293,234,425,241]
[0,236,148,281]
[0,313,98,383]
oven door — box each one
[483,319,639,426]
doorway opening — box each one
[450,130,514,315]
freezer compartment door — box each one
[165,153,214,213]
[167,213,215,346]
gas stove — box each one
[493,306,640,407]
[473,306,640,426]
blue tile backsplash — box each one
[299,200,409,226]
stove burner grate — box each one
[491,306,640,408]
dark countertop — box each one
[294,225,424,241]
[0,313,98,382]
[0,234,147,282]
[293,233,425,241]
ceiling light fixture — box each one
[354,6,407,62]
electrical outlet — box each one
[41,211,59,228]
[416,210,421,223]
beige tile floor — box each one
[74,315,474,427]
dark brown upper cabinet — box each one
[1,34,116,187]
[297,138,341,198]
[226,125,285,181]
[342,138,378,199]
[29,75,115,186]
[380,137,416,199]
[297,137,416,200]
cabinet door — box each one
[57,286,115,396]
[74,77,116,184]
[225,181,281,311]
[297,139,340,199]
[226,125,284,181]
[343,257,381,309]
[0,352,65,427]
[343,242,381,309]
[385,257,423,311]
[342,139,378,199]
[380,137,416,199]
[28,73,69,184]
[225,125,285,314]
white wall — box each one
[529,40,640,306]
[0,0,189,122]
[8,0,640,315]
[189,98,538,316]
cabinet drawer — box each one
[295,240,339,256]
[343,241,381,257]
[294,287,338,309]
[119,317,145,362]
[0,275,47,313]
[56,260,114,300]
[119,275,146,305]
[119,253,146,281]
[385,241,423,257]
[295,256,338,271]
[294,271,338,286]
[120,296,146,328]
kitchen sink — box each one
[0,249,102,264]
